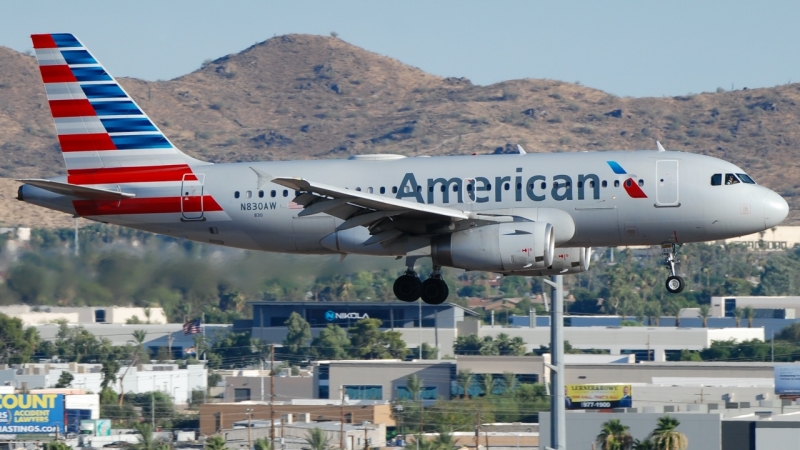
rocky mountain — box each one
[1,34,798,226]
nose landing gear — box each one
[392,259,450,304]
[662,243,685,293]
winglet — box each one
[250,167,274,189]
[517,144,527,155]
[656,141,666,152]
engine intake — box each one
[432,222,554,272]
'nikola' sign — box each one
[325,310,370,321]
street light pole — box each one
[543,275,566,450]
[246,408,253,450]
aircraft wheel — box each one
[394,274,422,302]
[666,275,685,294]
[421,279,449,305]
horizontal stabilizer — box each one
[18,179,135,200]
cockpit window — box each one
[725,173,740,185]
[711,174,722,186]
[737,173,756,184]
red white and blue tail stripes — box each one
[32,33,205,184]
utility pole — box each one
[543,275,566,450]
[418,301,422,359]
[364,422,369,450]
[270,345,275,446]
[474,411,481,449]
[340,387,345,450]
[246,408,253,450]
[73,216,79,256]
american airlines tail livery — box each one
[18,34,789,304]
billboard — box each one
[775,365,800,395]
[0,394,64,434]
[566,385,632,410]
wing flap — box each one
[18,179,135,200]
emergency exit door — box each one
[656,160,679,206]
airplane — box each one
[17,33,790,305]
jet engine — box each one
[431,222,554,272]
[510,247,592,276]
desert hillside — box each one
[1,34,798,226]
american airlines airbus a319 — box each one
[17,34,790,304]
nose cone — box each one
[763,189,789,228]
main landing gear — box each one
[662,243,685,294]
[393,261,449,304]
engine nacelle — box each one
[509,247,592,276]
[431,222,554,272]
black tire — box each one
[394,274,422,302]
[421,279,449,305]
[666,275,685,294]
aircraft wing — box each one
[272,176,469,218]
[18,179,136,200]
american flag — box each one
[183,318,202,335]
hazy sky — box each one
[3,1,799,98]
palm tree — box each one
[456,370,474,399]
[501,371,518,395]
[632,438,655,450]
[480,374,497,397]
[596,418,632,450]
[254,438,273,450]
[205,435,227,450]
[649,416,687,450]
[432,431,455,450]
[133,422,155,450]
[304,427,330,450]
[406,374,424,401]
[699,305,710,328]
[744,306,755,328]
[733,307,743,327]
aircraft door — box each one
[656,160,679,206]
[181,173,205,220]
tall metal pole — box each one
[418,301,422,359]
[543,275,566,450]
[270,345,276,445]
[340,387,345,450]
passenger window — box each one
[589,181,594,188]
[625,180,632,187]
[638,179,644,187]
[614,180,620,188]
[417,186,421,192]
[737,173,756,184]
[356,187,362,192]
[368,187,373,194]
[504,183,510,191]
[453,185,459,192]
[271,190,276,198]
[440,186,445,192]
[234,191,240,199]
[467,184,474,192]
[283,190,289,197]
[566,182,571,188]
[486,183,492,191]
[392,186,397,194]
[577,181,583,189]
[725,173,740,185]
[258,190,264,198]
[602,180,607,188]
[246,191,252,198]
[541,182,546,189]
[711,174,722,186]
[380,187,386,194]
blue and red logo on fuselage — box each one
[607,161,647,198]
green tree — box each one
[420,342,438,360]
[649,416,688,450]
[254,438,273,450]
[304,427,330,450]
[0,314,40,364]
[101,359,120,389]
[480,374,498,397]
[133,422,156,450]
[309,324,350,360]
[775,323,800,342]
[432,431,455,450]
[596,418,632,450]
[501,372,518,394]
[55,371,73,388]
[44,443,71,450]
[744,306,755,328]
[406,374,424,401]
[632,438,655,450]
[733,308,743,328]
[283,312,311,356]
[699,305,710,328]
[347,319,408,360]
[456,370,474,399]
[205,435,227,450]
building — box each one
[32,323,231,358]
[711,296,800,319]
[198,400,394,436]
[223,371,314,402]
[249,301,763,359]
[221,419,386,450]
[0,362,206,404]
[0,305,168,325]
[250,301,477,358]
[723,226,800,250]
